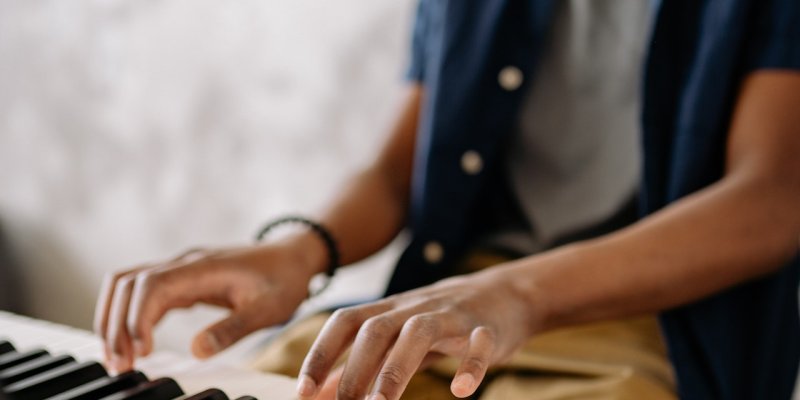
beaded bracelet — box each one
[255,216,340,297]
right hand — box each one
[94,239,322,372]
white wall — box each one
[0,0,415,354]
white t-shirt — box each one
[485,0,653,254]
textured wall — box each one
[0,0,415,353]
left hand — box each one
[296,266,540,400]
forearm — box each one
[507,167,800,333]
[287,85,423,275]
[495,71,800,335]
[317,165,412,265]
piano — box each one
[0,311,297,399]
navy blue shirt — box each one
[385,0,800,398]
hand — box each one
[296,266,540,400]
[94,239,322,372]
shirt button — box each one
[423,241,444,264]
[498,66,523,91]
[461,150,483,175]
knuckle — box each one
[220,315,246,340]
[360,316,395,342]
[439,304,461,315]
[330,307,362,326]
[126,311,150,342]
[474,325,497,342]
[336,380,362,400]
[116,274,136,289]
[464,355,487,373]
[126,318,143,340]
[110,340,126,356]
[136,270,164,293]
[378,363,406,388]
[126,273,166,337]
[107,326,127,355]
[175,247,209,262]
[303,349,329,375]
[405,315,440,338]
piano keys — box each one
[47,371,148,400]
[0,355,76,386]
[0,311,297,399]
[0,351,50,372]
[0,341,265,400]
[183,388,230,400]
[94,377,184,400]
[3,360,108,399]
[0,341,13,356]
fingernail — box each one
[369,394,387,400]
[296,374,316,398]
[452,373,475,393]
[107,356,124,374]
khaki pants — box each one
[251,252,676,400]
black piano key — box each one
[0,354,75,386]
[99,377,184,400]
[0,349,49,372]
[0,340,15,356]
[47,370,149,400]
[3,361,108,400]
[233,396,257,400]
[184,388,229,400]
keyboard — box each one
[0,311,296,399]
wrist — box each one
[255,216,341,282]
[505,268,550,337]
[500,244,587,336]
[278,229,331,278]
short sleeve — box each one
[406,0,429,82]
[745,0,800,70]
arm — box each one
[512,70,800,331]
[297,71,800,400]
[94,84,423,371]
[301,84,422,270]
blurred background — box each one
[1,3,798,396]
[0,0,415,357]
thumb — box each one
[191,305,268,359]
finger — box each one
[336,312,406,400]
[190,292,283,359]
[125,269,187,358]
[370,312,469,400]
[315,366,344,400]
[127,256,236,358]
[297,304,390,400]
[169,247,207,263]
[94,267,146,340]
[105,275,138,372]
[95,252,193,352]
[450,326,496,398]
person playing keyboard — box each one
[95,1,800,399]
